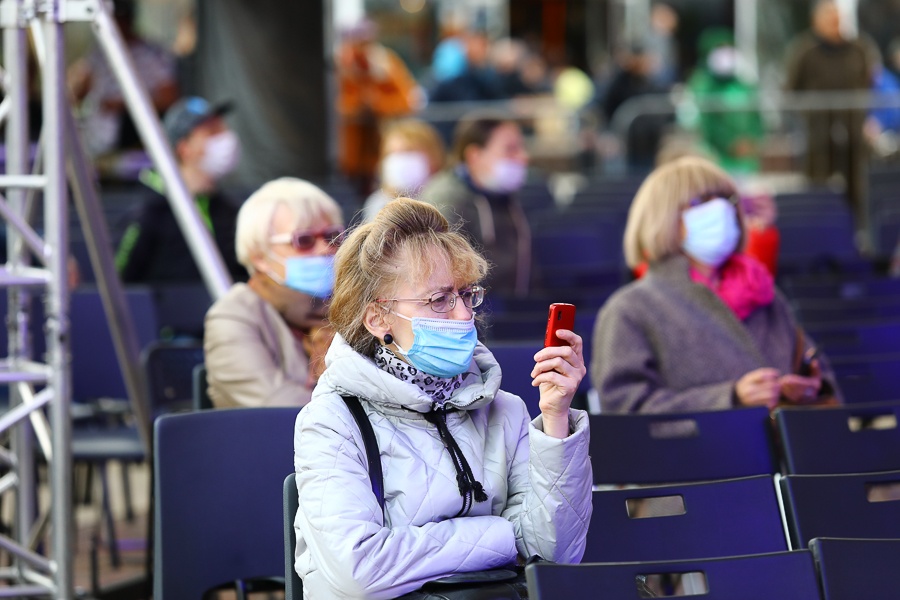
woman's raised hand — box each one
[531,329,586,439]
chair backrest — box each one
[811,537,900,600]
[152,282,213,339]
[779,470,900,548]
[487,340,593,418]
[283,473,303,600]
[782,276,900,301]
[803,319,900,356]
[829,354,900,405]
[526,551,820,600]
[153,407,300,599]
[583,475,787,563]
[775,401,900,474]
[589,407,776,485]
[486,342,541,417]
[141,341,205,417]
[70,287,159,402]
[192,363,213,410]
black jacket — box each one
[116,186,246,284]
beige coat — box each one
[204,283,312,408]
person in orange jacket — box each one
[337,19,420,195]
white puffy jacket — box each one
[293,334,593,599]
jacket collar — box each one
[647,254,767,364]
[315,334,502,415]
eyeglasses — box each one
[269,227,345,252]
[688,193,741,208]
[377,285,485,314]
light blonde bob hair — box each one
[623,156,743,268]
[235,177,343,274]
[329,197,488,357]
[380,118,446,173]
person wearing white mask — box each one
[421,112,531,296]
[362,119,446,223]
[684,28,764,174]
[116,96,245,284]
[591,156,842,414]
[204,177,344,408]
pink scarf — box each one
[691,254,775,320]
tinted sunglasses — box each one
[269,227,345,251]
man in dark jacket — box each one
[115,96,246,284]
[601,44,668,170]
[784,0,877,241]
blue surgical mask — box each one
[390,312,477,378]
[267,254,335,298]
[681,198,741,268]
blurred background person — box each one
[429,31,502,104]
[592,156,840,414]
[68,0,179,158]
[685,28,764,174]
[489,37,533,98]
[601,43,669,171]
[645,1,681,88]
[865,41,900,159]
[784,0,878,246]
[204,178,344,408]
[421,112,531,297]
[362,119,446,222]
[430,35,468,85]
[115,96,245,284]
[337,18,419,196]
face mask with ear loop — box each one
[481,159,527,193]
[200,130,241,180]
[265,253,335,299]
[681,198,741,268]
[387,310,478,378]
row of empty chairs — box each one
[150,399,900,597]
[782,273,900,406]
[526,539,900,600]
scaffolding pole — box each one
[0,0,238,596]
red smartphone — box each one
[544,303,576,347]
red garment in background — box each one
[744,226,780,277]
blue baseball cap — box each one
[163,96,233,145]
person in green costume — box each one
[684,28,764,174]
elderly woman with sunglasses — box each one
[591,156,841,414]
[292,198,592,599]
[204,177,345,408]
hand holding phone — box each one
[544,303,576,347]
[536,303,583,439]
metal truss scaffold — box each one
[0,0,232,597]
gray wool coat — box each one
[591,254,840,413]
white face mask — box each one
[200,130,241,180]
[681,198,741,267]
[381,151,430,193]
[707,47,738,78]
[481,159,527,193]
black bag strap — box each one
[342,395,385,512]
